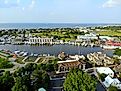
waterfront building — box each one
[27,37,53,45]
[87,52,114,66]
[11,36,24,44]
[105,40,121,46]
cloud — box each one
[4,0,8,4]
[29,0,36,8]
[17,0,20,4]
[0,0,19,8]
[0,0,36,9]
[103,0,121,8]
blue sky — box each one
[0,0,121,23]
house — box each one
[103,75,121,89]
[87,52,114,66]
[114,64,121,74]
[96,67,114,77]
[57,54,86,73]
[103,75,114,88]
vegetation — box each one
[96,30,121,37]
[31,28,85,42]
[16,57,24,64]
[114,48,121,56]
[98,73,107,81]
[0,58,14,69]
[108,86,119,91]
[63,68,97,91]
[12,63,50,91]
[0,58,58,91]
[0,71,14,91]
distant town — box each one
[0,25,121,91]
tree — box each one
[11,77,29,91]
[63,68,97,91]
[114,48,121,56]
[108,86,118,91]
[98,73,107,81]
[0,71,14,91]
[31,69,50,90]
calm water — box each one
[0,23,119,29]
[0,44,113,56]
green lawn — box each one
[96,30,121,37]
[24,56,37,62]
[16,57,24,64]
[32,31,79,42]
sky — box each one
[0,0,121,23]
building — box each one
[11,36,24,44]
[87,52,114,66]
[27,37,53,45]
[77,33,98,41]
[96,67,114,77]
[99,36,113,41]
[103,75,121,90]
[105,40,121,46]
[57,55,86,73]
[114,64,121,74]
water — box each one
[0,44,113,56]
[0,23,119,29]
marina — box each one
[0,44,113,57]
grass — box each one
[96,30,121,37]
[16,57,24,64]
[37,58,44,63]
[32,31,79,42]
[24,56,37,62]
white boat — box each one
[23,52,28,56]
[14,50,20,54]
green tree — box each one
[63,68,97,91]
[12,77,28,91]
[98,73,107,81]
[0,71,14,91]
[114,48,121,56]
[31,69,50,90]
[108,86,118,91]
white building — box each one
[99,36,113,40]
[77,33,98,41]
[96,67,114,77]
[103,75,121,89]
[28,37,53,44]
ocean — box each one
[0,23,120,29]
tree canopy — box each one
[0,71,14,91]
[63,68,97,91]
[114,48,121,56]
[108,86,118,91]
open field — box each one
[96,30,121,37]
